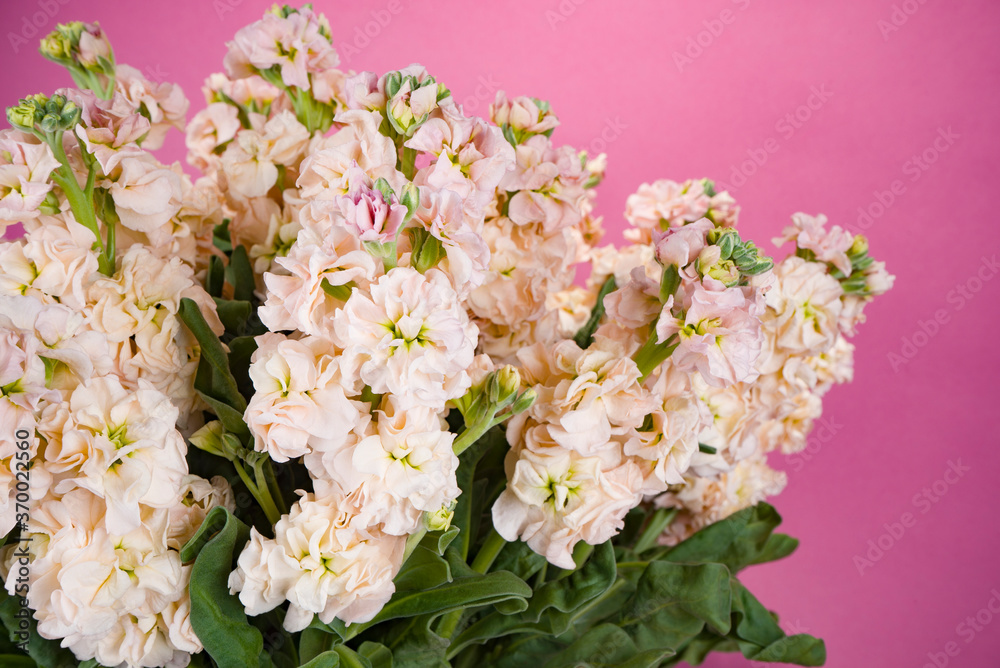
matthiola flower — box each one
[774,212,855,275]
[336,267,478,410]
[224,6,338,90]
[500,135,587,232]
[106,155,184,232]
[490,92,559,141]
[113,63,189,150]
[0,224,99,309]
[761,256,844,360]
[407,187,490,293]
[40,376,188,533]
[229,492,405,631]
[185,103,242,172]
[624,179,738,243]
[244,333,368,462]
[656,282,765,388]
[333,180,407,244]
[492,431,644,569]
[297,110,400,199]
[0,130,61,225]
[407,104,515,211]
[653,217,713,268]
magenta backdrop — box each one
[3,1,999,666]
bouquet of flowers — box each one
[0,6,893,667]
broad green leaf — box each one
[659,503,787,572]
[298,626,338,665]
[184,507,270,668]
[749,533,799,567]
[358,642,393,668]
[453,427,506,559]
[0,656,34,667]
[179,297,247,413]
[449,541,616,655]
[618,561,732,652]
[207,255,225,297]
[0,591,77,667]
[213,297,253,334]
[540,624,672,668]
[393,546,452,593]
[227,244,255,302]
[729,580,825,666]
[300,645,373,668]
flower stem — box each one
[452,409,499,456]
[399,146,417,180]
[633,333,679,382]
[470,528,506,574]
[233,459,281,526]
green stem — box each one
[399,146,417,180]
[633,333,678,382]
[260,458,287,516]
[470,528,506,574]
[233,460,281,526]
[403,526,428,563]
[452,410,499,456]
[633,507,677,554]
[47,136,105,260]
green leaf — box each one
[659,502,788,572]
[0,656,34,667]
[393,546,452,593]
[573,276,616,349]
[179,297,247,413]
[0,590,78,667]
[449,541,616,656]
[358,642,394,668]
[617,561,732,653]
[750,533,799,566]
[213,298,253,334]
[207,255,225,297]
[184,507,270,668]
[227,244,255,302]
[213,219,233,253]
[452,427,506,559]
[729,581,825,666]
[407,228,446,273]
[540,624,672,668]
[298,626,338,665]
[322,547,531,642]
[300,646,373,668]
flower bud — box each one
[6,99,40,131]
[190,421,242,461]
[511,388,537,415]
[426,505,455,532]
[400,182,420,221]
[848,234,868,257]
[708,227,739,259]
[488,365,521,408]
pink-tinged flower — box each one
[499,135,587,232]
[625,179,737,243]
[603,267,662,330]
[406,187,490,293]
[407,105,515,212]
[653,218,714,268]
[0,131,61,225]
[224,7,338,90]
[490,91,560,138]
[204,73,283,111]
[185,103,242,172]
[656,283,764,387]
[773,212,855,275]
[106,155,183,232]
[114,64,190,150]
[244,333,368,462]
[0,222,98,310]
[343,71,384,110]
[332,182,407,244]
[297,110,400,199]
[335,267,478,410]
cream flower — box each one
[500,135,587,233]
[245,333,368,462]
[0,223,99,309]
[773,212,854,276]
[41,376,187,533]
[0,130,60,225]
[107,155,184,233]
[336,267,477,410]
[229,492,405,631]
[492,436,643,569]
[762,256,844,360]
[297,110,399,198]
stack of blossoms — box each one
[0,7,891,668]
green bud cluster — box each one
[39,22,116,99]
[6,93,80,135]
[384,71,450,137]
[703,227,774,285]
[836,234,879,295]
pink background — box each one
[3,1,999,666]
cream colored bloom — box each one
[762,256,844,360]
[230,492,405,631]
[336,267,477,410]
[245,333,368,462]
